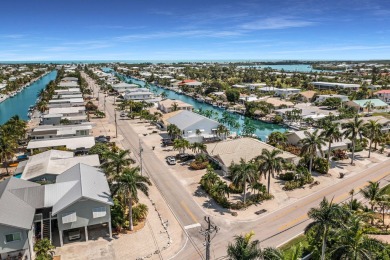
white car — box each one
[166,156,176,165]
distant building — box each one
[312,82,360,90]
[375,89,390,103]
[315,94,349,103]
[112,82,139,93]
[158,99,193,113]
[344,99,389,112]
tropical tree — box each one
[112,167,152,231]
[167,124,181,140]
[227,232,262,260]
[171,102,179,111]
[330,216,386,259]
[242,118,256,137]
[190,142,206,154]
[305,197,347,260]
[255,149,285,194]
[266,131,288,148]
[102,149,134,179]
[200,166,220,191]
[173,138,190,154]
[364,119,382,158]
[299,129,326,174]
[320,122,341,172]
[210,180,230,199]
[360,181,385,212]
[216,124,230,139]
[342,116,365,165]
[229,159,257,203]
[364,100,375,113]
[34,238,55,260]
[0,130,17,175]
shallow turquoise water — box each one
[13,173,22,178]
[0,70,57,124]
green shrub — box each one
[313,157,329,174]
[279,171,295,181]
[229,183,243,194]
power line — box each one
[200,216,219,260]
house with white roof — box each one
[123,88,154,101]
[158,99,193,113]
[315,94,349,103]
[16,150,99,182]
[48,98,84,108]
[30,124,93,140]
[312,82,360,90]
[58,81,79,88]
[166,110,220,143]
[0,163,113,258]
[27,136,95,153]
[112,82,139,93]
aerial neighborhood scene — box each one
[1,0,390,259]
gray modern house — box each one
[0,163,113,259]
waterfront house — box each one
[205,137,297,175]
[30,124,93,140]
[374,89,390,104]
[42,107,87,125]
[123,88,154,101]
[344,99,389,112]
[16,150,100,182]
[258,87,300,98]
[48,98,84,108]
[263,97,294,108]
[336,116,390,133]
[315,94,349,103]
[232,84,247,89]
[239,94,259,103]
[0,163,113,258]
[178,80,202,88]
[0,83,6,90]
[27,136,95,153]
[58,81,79,88]
[166,110,220,143]
[298,91,317,102]
[246,83,266,91]
[54,88,82,95]
[312,82,360,91]
[61,77,78,82]
[158,99,193,113]
[112,82,139,93]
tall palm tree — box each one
[229,159,257,203]
[360,181,384,211]
[167,124,181,140]
[320,122,341,173]
[227,232,262,260]
[200,167,220,190]
[210,180,230,199]
[342,116,365,165]
[364,119,382,158]
[0,130,17,175]
[112,167,152,231]
[255,149,285,195]
[171,102,179,111]
[190,142,206,154]
[173,138,190,154]
[102,149,134,179]
[216,124,230,139]
[305,197,347,260]
[364,100,374,113]
[299,129,326,175]
[330,216,386,259]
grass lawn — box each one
[279,234,309,258]
[372,112,390,119]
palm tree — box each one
[266,131,287,148]
[299,129,326,175]
[171,102,179,111]
[173,138,190,154]
[255,149,285,195]
[364,100,374,113]
[360,181,384,212]
[330,216,386,259]
[0,131,17,175]
[167,124,181,140]
[102,149,134,179]
[227,232,262,260]
[342,116,365,165]
[210,180,230,199]
[216,124,230,139]
[305,197,347,260]
[364,119,382,158]
[200,167,220,190]
[320,122,341,173]
[112,167,152,231]
[229,159,257,203]
[190,142,206,154]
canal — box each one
[0,70,57,125]
[111,71,287,141]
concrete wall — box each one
[56,199,111,232]
[0,224,30,256]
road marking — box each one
[333,192,349,203]
[180,201,198,223]
[278,214,307,231]
[184,223,201,230]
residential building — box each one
[0,163,113,259]
[123,88,154,101]
[258,87,300,98]
[298,91,317,102]
[27,136,95,152]
[344,99,389,112]
[158,99,193,113]
[374,89,390,103]
[263,97,294,108]
[16,150,99,182]
[312,82,360,90]
[205,137,297,175]
[166,110,220,143]
[112,82,139,93]
[30,124,93,140]
[58,81,79,88]
[315,94,349,103]
[336,116,390,133]
[48,98,84,108]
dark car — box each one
[176,153,195,162]
[95,136,108,143]
[162,138,174,146]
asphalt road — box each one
[85,74,390,260]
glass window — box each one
[5,233,21,243]
[92,207,107,218]
[62,212,77,224]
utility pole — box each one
[114,110,118,138]
[139,139,143,176]
[200,216,218,260]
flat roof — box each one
[48,106,85,114]
[49,98,84,103]
[27,136,95,150]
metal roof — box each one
[167,110,218,130]
[0,178,40,229]
[27,136,95,150]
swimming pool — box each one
[13,173,22,178]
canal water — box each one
[111,71,287,141]
[0,70,57,125]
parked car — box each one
[95,135,108,143]
[68,229,81,241]
[120,112,127,117]
[176,153,195,162]
[166,156,176,165]
[162,138,174,146]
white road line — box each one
[184,223,201,230]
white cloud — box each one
[241,17,315,30]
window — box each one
[5,232,21,243]
[62,212,77,224]
[92,207,107,218]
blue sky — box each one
[1,0,389,61]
